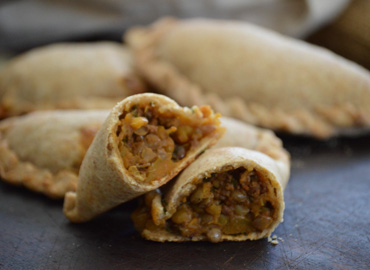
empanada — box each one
[215,117,290,183]
[126,18,370,138]
[131,119,289,242]
[0,42,146,118]
[64,93,224,223]
[0,110,109,198]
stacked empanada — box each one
[64,93,225,223]
[0,93,290,242]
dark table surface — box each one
[1,134,370,270]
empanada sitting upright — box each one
[126,18,370,139]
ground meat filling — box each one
[168,168,276,243]
[116,102,218,183]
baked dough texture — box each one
[0,42,146,118]
[64,93,224,223]
[0,110,109,198]
[126,17,370,139]
[216,117,290,184]
[132,118,290,242]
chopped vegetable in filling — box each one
[132,167,277,243]
[168,168,275,242]
[116,102,219,183]
[172,169,274,242]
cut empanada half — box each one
[0,110,109,198]
[126,17,370,138]
[0,42,147,118]
[132,147,287,242]
[64,93,225,223]
[132,117,290,242]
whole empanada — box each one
[64,93,224,223]
[126,18,370,138]
[0,42,146,118]
[0,110,109,198]
[132,118,290,242]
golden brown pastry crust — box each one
[0,110,109,198]
[126,17,370,139]
[0,42,146,118]
[63,93,224,223]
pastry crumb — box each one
[268,235,284,245]
[268,235,281,245]
[271,239,279,245]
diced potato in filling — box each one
[116,102,220,183]
[168,168,276,243]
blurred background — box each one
[0,0,369,69]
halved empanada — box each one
[131,117,290,242]
[0,42,146,118]
[64,93,224,223]
[0,110,109,198]
[126,18,370,138]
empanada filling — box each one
[169,168,276,242]
[116,102,221,183]
[132,167,277,243]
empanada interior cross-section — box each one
[132,147,287,242]
[64,93,224,222]
[131,117,290,242]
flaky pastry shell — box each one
[126,18,370,138]
[64,93,224,223]
[0,42,146,118]
[0,110,109,198]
